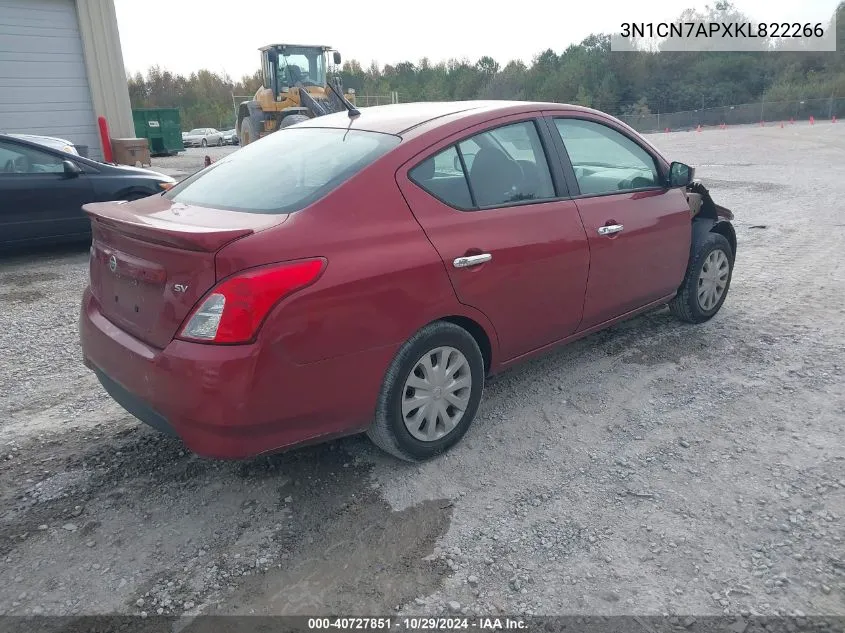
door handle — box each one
[453,253,492,268]
[597,224,624,236]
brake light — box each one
[177,258,326,344]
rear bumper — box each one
[79,288,390,459]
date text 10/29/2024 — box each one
[307,618,527,631]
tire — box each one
[279,114,310,129]
[239,117,261,146]
[201,139,207,148]
[123,191,151,202]
[669,232,734,323]
[367,321,485,462]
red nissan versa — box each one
[79,101,736,462]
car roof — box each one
[294,100,601,137]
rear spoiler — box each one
[83,201,254,252]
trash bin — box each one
[132,108,184,157]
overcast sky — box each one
[114,0,839,79]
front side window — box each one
[0,140,64,174]
[554,119,661,195]
[166,127,400,214]
[410,120,557,211]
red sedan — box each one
[79,101,736,461]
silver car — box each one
[6,133,79,155]
[182,128,224,148]
[221,129,238,145]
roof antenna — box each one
[327,77,360,118]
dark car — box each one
[80,101,736,462]
[0,133,176,247]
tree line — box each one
[127,1,844,131]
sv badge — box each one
[173,284,189,293]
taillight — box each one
[177,258,326,344]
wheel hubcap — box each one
[697,249,730,311]
[402,346,472,442]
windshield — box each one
[165,128,400,214]
[277,47,327,87]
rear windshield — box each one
[165,127,400,214]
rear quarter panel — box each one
[214,160,492,367]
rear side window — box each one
[409,146,473,209]
[166,128,400,214]
[409,120,556,211]
[461,121,555,207]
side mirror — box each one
[62,160,82,178]
[333,51,342,65]
[669,161,694,187]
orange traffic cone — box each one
[810,116,815,125]
[833,115,837,123]
[780,121,784,128]
[664,127,670,133]
[789,117,794,124]
[696,124,702,133]
[760,120,765,126]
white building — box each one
[0,0,134,159]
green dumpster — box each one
[132,108,184,156]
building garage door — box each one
[0,0,101,159]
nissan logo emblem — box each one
[108,255,117,273]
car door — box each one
[397,116,590,362]
[545,113,691,330]
[0,139,94,244]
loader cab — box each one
[260,44,341,98]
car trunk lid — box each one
[84,195,285,349]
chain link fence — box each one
[618,97,844,132]
[352,92,400,107]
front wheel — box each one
[201,138,207,148]
[279,114,310,128]
[669,232,734,323]
[367,322,485,462]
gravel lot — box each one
[1,123,843,619]
[152,146,239,179]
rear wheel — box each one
[201,138,207,148]
[239,116,261,146]
[669,232,734,323]
[367,321,485,462]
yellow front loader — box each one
[237,44,357,146]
